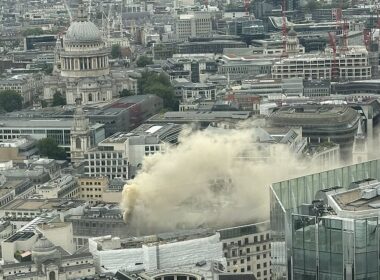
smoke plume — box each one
[121,126,312,235]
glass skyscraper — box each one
[270,159,380,280]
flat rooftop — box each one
[0,179,29,197]
[333,182,380,211]
[1,199,85,211]
[149,111,252,123]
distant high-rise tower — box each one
[70,99,91,163]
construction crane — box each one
[244,0,250,15]
[363,29,371,51]
[328,32,338,81]
[281,0,287,57]
[204,0,208,10]
[341,18,349,52]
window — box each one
[76,138,81,149]
[257,264,260,269]
[247,248,250,253]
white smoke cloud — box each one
[121,126,312,235]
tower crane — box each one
[328,32,338,81]
[281,0,288,57]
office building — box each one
[268,105,360,160]
[218,222,271,280]
[175,13,212,41]
[0,137,38,162]
[35,175,79,199]
[0,117,105,155]
[84,123,180,179]
[77,177,121,204]
[272,46,372,81]
[270,159,380,280]
[0,73,43,105]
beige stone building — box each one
[77,177,121,204]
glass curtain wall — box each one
[270,159,380,280]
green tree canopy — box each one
[0,90,23,112]
[37,138,67,160]
[42,63,53,75]
[138,71,178,110]
[136,55,153,67]
[120,89,134,97]
[52,92,66,106]
[22,28,44,37]
[111,44,122,59]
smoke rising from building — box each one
[121,126,311,234]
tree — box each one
[52,92,66,106]
[22,28,44,37]
[138,71,178,110]
[111,44,122,59]
[37,138,67,160]
[120,89,134,97]
[304,0,322,12]
[41,63,53,75]
[0,90,23,112]
[136,55,153,67]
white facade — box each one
[35,175,79,199]
[89,233,225,273]
[181,83,217,102]
[84,132,167,180]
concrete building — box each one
[0,73,43,105]
[272,46,372,81]
[217,56,272,81]
[88,230,224,274]
[270,159,380,280]
[1,234,96,280]
[218,222,271,280]
[0,117,105,155]
[84,124,180,180]
[0,137,38,162]
[268,105,360,160]
[180,82,217,102]
[35,175,79,199]
[77,177,119,204]
[175,13,212,41]
[64,203,129,249]
[36,222,75,255]
[303,80,331,97]
[0,176,32,208]
[148,111,252,128]
[0,199,87,220]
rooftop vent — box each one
[361,188,377,200]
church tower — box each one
[352,119,368,164]
[70,99,91,164]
